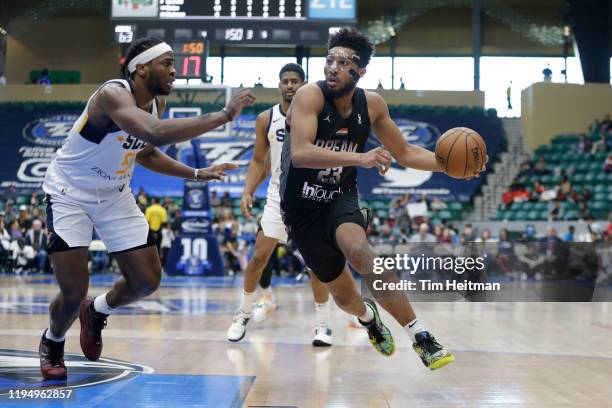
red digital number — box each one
[181,56,201,76]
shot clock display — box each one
[173,41,207,78]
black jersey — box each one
[280,81,371,212]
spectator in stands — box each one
[3,199,16,228]
[433,225,444,242]
[604,154,612,172]
[25,219,48,273]
[541,227,567,278]
[29,191,40,207]
[586,216,603,242]
[562,225,575,242]
[517,242,545,280]
[145,198,168,253]
[418,194,430,211]
[440,228,454,244]
[18,205,33,231]
[0,213,10,267]
[220,191,232,208]
[136,187,148,210]
[557,175,572,200]
[542,65,553,82]
[10,238,34,273]
[580,187,591,203]
[37,68,51,85]
[539,184,557,202]
[501,187,514,210]
[430,197,447,213]
[9,220,22,241]
[495,228,514,275]
[163,197,178,216]
[576,134,591,154]
[410,222,436,243]
[209,191,221,208]
[160,222,175,269]
[548,201,564,221]
[460,224,475,244]
[171,208,181,233]
[578,202,591,220]
[533,156,550,176]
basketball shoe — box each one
[312,325,333,347]
[79,296,107,361]
[358,299,395,356]
[412,331,455,370]
[227,310,251,342]
[39,331,67,380]
[252,294,276,323]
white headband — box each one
[127,42,173,73]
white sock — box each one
[315,301,330,327]
[405,318,426,342]
[93,292,116,315]
[357,302,374,324]
[45,328,64,343]
[239,291,255,314]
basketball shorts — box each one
[259,194,288,243]
[43,172,152,254]
[282,189,370,283]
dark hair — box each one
[279,63,305,82]
[327,28,374,68]
[122,37,164,79]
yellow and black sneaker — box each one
[413,331,455,370]
[358,299,395,356]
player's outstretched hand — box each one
[240,193,254,219]
[225,89,256,118]
[196,163,239,181]
[360,147,392,175]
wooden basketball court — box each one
[1,273,611,407]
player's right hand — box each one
[241,193,254,219]
[225,89,256,118]
[360,147,392,174]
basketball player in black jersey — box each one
[280,29,486,370]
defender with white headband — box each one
[38,36,256,381]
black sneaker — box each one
[412,331,455,370]
[39,331,67,380]
[358,299,395,356]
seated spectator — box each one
[578,202,591,220]
[517,242,545,280]
[409,222,436,243]
[209,191,221,207]
[533,156,550,176]
[25,219,48,273]
[556,176,572,200]
[460,224,475,244]
[495,228,514,275]
[548,201,564,221]
[532,181,545,200]
[580,187,591,202]
[433,225,444,242]
[430,198,447,212]
[604,154,612,172]
[9,220,23,241]
[513,186,530,203]
[221,191,232,208]
[10,238,34,273]
[475,228,496,243]
[562,225,575,242]
[540,185,558,202]
[29,191,40,207]
[576,134,591,153]
[501,187,514,210]
[3,199,16,228]
[440,228,454,244]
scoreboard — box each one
[158,0,305,20]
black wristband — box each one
[221,107,233,122]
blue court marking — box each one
[16,273,305,289]
[0,374,254,408]
[0,295,239,315]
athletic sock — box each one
[404,318,425,342]
[44,328,64,343]
[93,292,115,315]
[315,301,330,327]
[357,301,374,324]
[239,291,255,314]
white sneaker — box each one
[227,310,251,342]
[252,295,276,323]
[312,325,333,347]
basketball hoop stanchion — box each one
[164,85,234,276]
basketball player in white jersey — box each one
[227,64,334,346]
[39,37,255,380]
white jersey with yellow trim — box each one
[44,79,156,192]
[265,103,286,202]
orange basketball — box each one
[435,127,487,179]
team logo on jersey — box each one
[0,349,153,396]
[335,128,348,136]
[22,115,78,146]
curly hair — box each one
[327,28,374,68]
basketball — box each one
[435,127,487,179]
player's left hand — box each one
[196,163,239,181]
